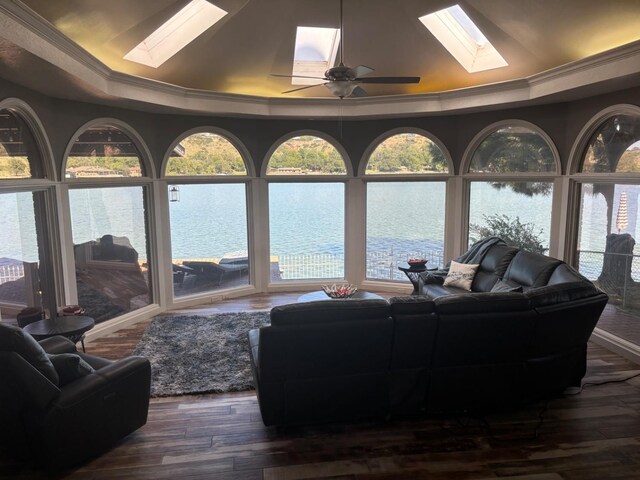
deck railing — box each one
[276,250,444,281]
[578,249,640,309]
[0,264,24,285]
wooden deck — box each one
[3,292,640,479]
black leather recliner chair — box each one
[0,322,151,468]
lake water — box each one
[2,182,638,281]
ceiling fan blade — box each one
[272,73,328,80]
[356,76,421,84]
[281,83,327,94]
[351,65,374,78]
[350,86,368,97]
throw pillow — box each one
[491,279,524,293]
[0,322,59,385]
[443,260,480,291]
[48,353,95,386]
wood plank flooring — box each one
[3,292,640,479]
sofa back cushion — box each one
[547,263,590,286]
[503,250,562,288]
[433,292,530,314]
[270,299,390,326]
[472,245,519,292]
[261,300,393,382]
[525,281,599,308]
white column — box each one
[345,178,366,285]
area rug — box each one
[133,312,270,397]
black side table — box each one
[24,316,95,352]
[398,265,428,295]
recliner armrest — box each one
[55,356,150,408]
[39,336,78,354]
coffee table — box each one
[24,316,95,352]
[298,290,384,302]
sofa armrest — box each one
[39,336,78,354]
[419,271,446,285]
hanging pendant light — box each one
[169,185,180,202]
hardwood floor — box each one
[3,292,640,479]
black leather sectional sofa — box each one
[249,243,608,426]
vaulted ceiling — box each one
[1,0,640,117]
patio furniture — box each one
[183,260,248,286]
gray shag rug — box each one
[133,312,270,397]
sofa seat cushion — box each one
[434,292,531,314]
[491,279,524,293]
[425,283,469,298]
[0,322,59,385]
[270,299,390,326]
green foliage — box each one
[470,213,547,254]
[268,136,346,174]
[0,156,30,178]
[166,133,246,176]
[66,156,141,176]
[471,129,555,174]
[486,181,552,197]
[366,134,447,174]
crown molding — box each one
[2,2,640,119]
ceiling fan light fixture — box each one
[325,81,358,98]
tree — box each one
[470,213,547,254]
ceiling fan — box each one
[272,0,420,98]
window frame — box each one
[61,119,159,329]
[360,128,452,287]
[161,127,255,305]
[263,131,350,289]
[461,120,560,254]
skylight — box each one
[418,4,507,73]
[291,27,341,85]
[124,0,227,68]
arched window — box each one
[465,122,558,253]
[364,131,450,281]
[469,126,556,173]
[65,125,145,179]
[365,133,449,175]
[573,108,640,347]
[266,134,347,282]
[163,130,251,298]
[165,132,248,176]
[266,135,347,175]
[581,115,640,173]
[0,108,46,179]
[0,102,57,320]
[65,121,153,323]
